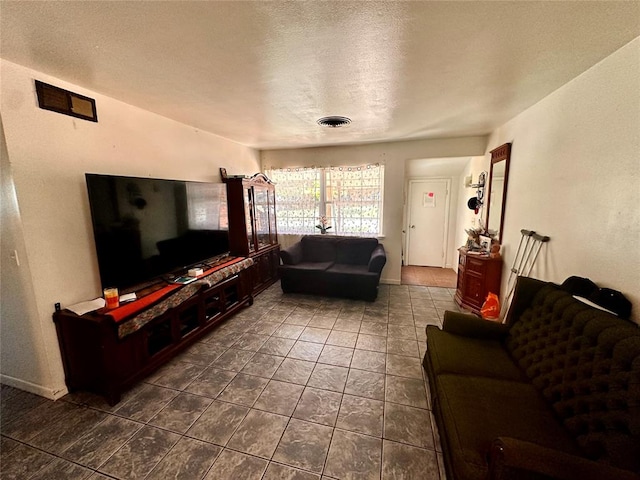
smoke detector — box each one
[317,116,351,128]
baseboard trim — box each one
[0,374,68,400]
[380,278,401,285]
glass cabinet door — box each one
[254,187,270,249]
[268,189,277,244]
[245,188,255,253]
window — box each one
[266,164,384,236]
[186,183,228,230]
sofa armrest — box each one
[442,311,509,340]
[489,437,640,480]
[280,242,303,265]
[505,276,548,325]
[368,244,386,274]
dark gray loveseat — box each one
[424,276,640,480]
[279,235,386,301]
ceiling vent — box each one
[317,116,351,128]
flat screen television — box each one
[85,173,229,291]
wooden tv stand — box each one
[53,268,253,405]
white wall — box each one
[405,157,469,269]
[1,115,55,394]
[0,60,260,398]
[262,137,487,284]
[483,37,640,324]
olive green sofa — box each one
[423,276,640,480]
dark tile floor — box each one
[1,282,459,480]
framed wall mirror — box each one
[486,143,511,244]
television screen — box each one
[85,174,229,291]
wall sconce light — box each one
[467,172,487,214]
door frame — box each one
[405,177,451,268]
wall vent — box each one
[35,80,98,122]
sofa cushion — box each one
[325,263,373,276]
[301,236,337,262]
[335,237,378,265]
[280,242,303,265]
[323,264,380,301]
[279,261,333,273]
[436,374,581,480]
[427,326,525,382]
[507,287,593,392]
[442,311,510,340]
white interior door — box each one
[406,179,450,267]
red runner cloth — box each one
[105,257,245,323]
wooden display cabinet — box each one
[223,171,280,294]
[454,248,503,315]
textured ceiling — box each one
[1,1,639,149]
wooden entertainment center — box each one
[53,172,280,405]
